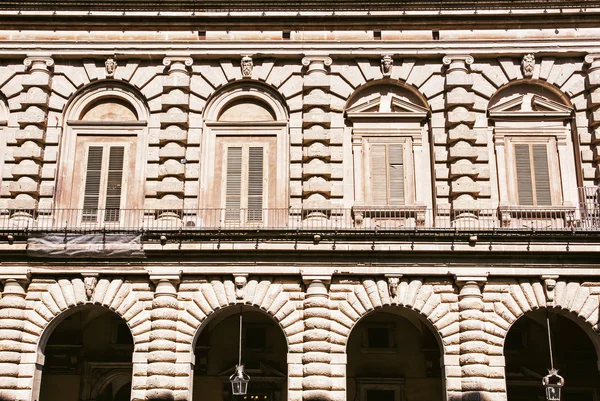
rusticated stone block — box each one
[304,90,331,107]
[447,108,476,125]
[158,144,186,159]
[450,163,480,178]
[449,142,478,160]
[303,110,331,128]
[303,159,331,177]
[303,129,330,144]
[164,75,190,89]
[303,142,331,160]
[18,108,47,125]
[303,177,331,195]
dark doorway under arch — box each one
[504,309,600,401]
[39,306,134,401]
[193,307,288,401]
[347,308,444,401]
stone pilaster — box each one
[301,56,333,216]
[147,272,181,401]
[4,56,53,211]
[0,272,30,401]
[154,56,193,212]
[455,276,490,401]
[585,54,600,184]
[302,276,333,401]
[443,55,480,216]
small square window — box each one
[367,327,390,348]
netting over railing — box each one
[0,206,593,233]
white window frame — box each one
[200,85,289,225]
[55,86,148,228]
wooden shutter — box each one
[515,144,534,206]
[82,146,104,221]
[515,143,552,206]
[371,144,388,205]
[371,143,405,205]
[532,144,552,206]
[104,146,125,222]
[225,147,243,221]
[388,144,405,205]
[247,147,264,222]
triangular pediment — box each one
[347,94,429,120]
[489,93,573,119]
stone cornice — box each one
[0,38,599,59]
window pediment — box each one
[346,94,429,121]
[489,93,573,120]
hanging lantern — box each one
[230,364,251,395]
[542,368,564,401]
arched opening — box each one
[200,83,289,225]
[38,306,134,401]
[55,84,148,228]
[504,309,600,401]
[346,307,444,401]
[192,305,288,401]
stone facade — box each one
[1,2,600,401]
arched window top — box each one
[489,82,568,109]
[65,83,148,124]
[217,98,276,122]
[346,83,429,113]
[79,98,138,121]
[488,82,573,117]
[204,83,287,123]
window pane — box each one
[225,147,243,221]
[247,147,264,222]
[532,144,551,206]
[367,327,390,348]
[82,146,104,222]
[104,146,125,222]
[366,389,395,401]
[515,144,534,206]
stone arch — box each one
[0,94,8,120]
[54,81,150,213]
[22,277,150,401]
[202,80,289,123]
[63,80,149,123]
[331,279,457,355]
[331,279,454,401]
[485,279,600,358]
[89,368,133,401]
[178,279,302,352]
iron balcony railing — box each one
[0,205,598,233]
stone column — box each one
[147,272,181,401]
[4,56,53,213]
[302,276,332,401]
[153,57,193,215]
[0,272,30,401]
[443,55,480,220]
[585,54,600,184]
[455,276,489,401]
[301,56,333,219]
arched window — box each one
[488,83,577,226]
[201,84,288,226]
[56,85,148,226]
[345,83,432,227]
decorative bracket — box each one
[82,273,99,301]
[542,275,559,305]
[241,55,253,78]
[521,53,535,78]
[385,274,403,299]
[233,274,248,300]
